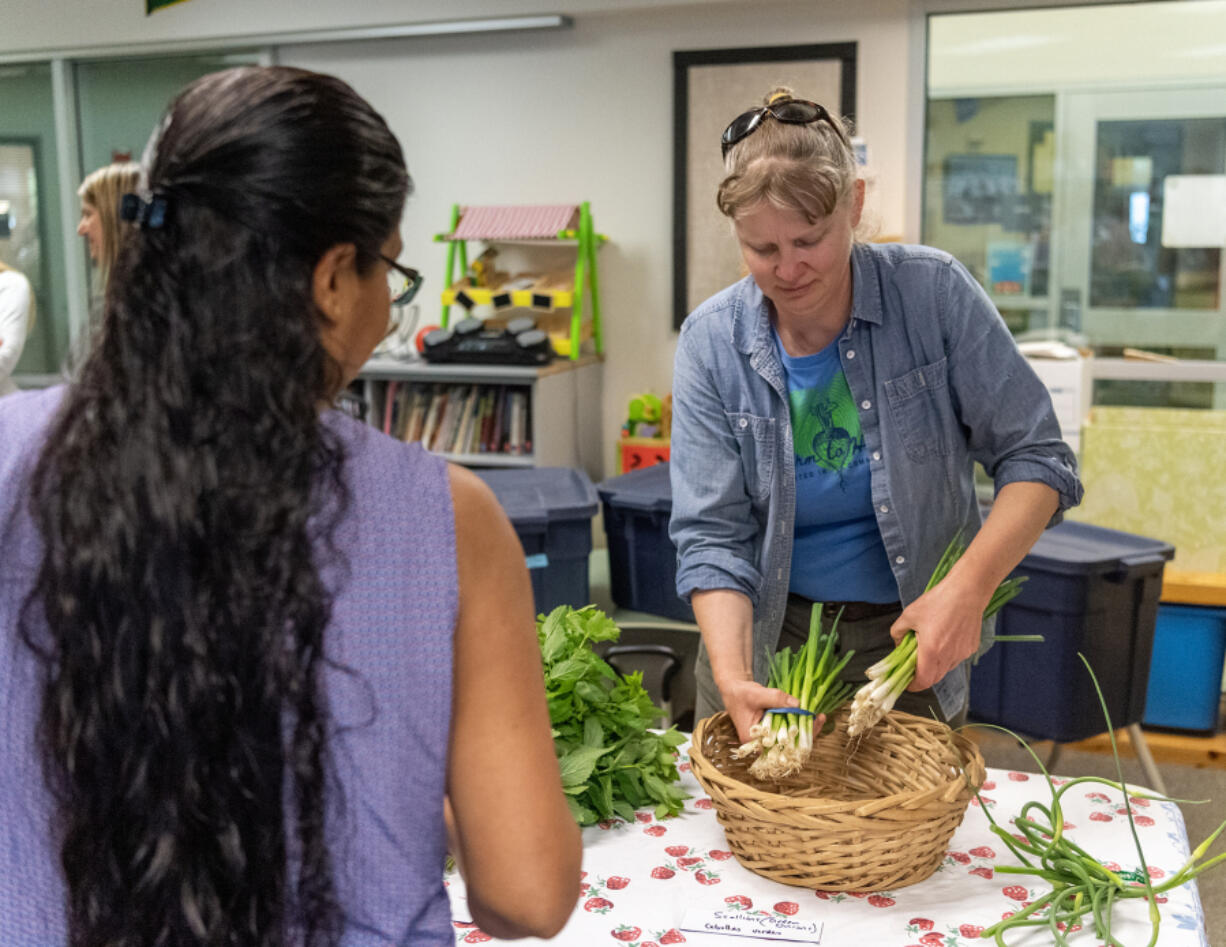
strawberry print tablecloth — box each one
[446,740,1208,946]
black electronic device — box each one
[421,316,555,366]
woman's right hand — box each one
[718,677,800,744]
[691,589,794,744]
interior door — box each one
[1053,87,1226,372]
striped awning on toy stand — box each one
[449,205,579,240]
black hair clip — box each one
[120,192,168,229]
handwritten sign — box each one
[681,906,824,943]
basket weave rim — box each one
[685,709,986,891]
[689,709,986,813]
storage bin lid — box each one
[473,466,598,530]
[596,462,673,513]
[1022,519,1175,576]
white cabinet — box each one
[1019,342,1092,454]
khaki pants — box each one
[693,593,967,727]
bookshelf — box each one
[357,354,603,479]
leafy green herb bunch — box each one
[538,606,689,826]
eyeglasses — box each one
[720,98,848,158]
[380,254,424,307]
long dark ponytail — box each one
[21,66,410,945]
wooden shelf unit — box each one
[357,355,603,480]
[1162,569,1226,607]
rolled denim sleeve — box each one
[668,324,764,606]
[940,258,1084,522]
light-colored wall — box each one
[76,54,262,175]
[280,0,913,478]
[9,0,1149,477]
[4,0,918,479]
[0,0,712,54]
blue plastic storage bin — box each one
[1143,604,1226,733]
[969,520,1174,743]
[473,466,598,616]
[596,463,695,623]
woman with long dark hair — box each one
[0,65,579,945]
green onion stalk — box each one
[964,655,1226,947]
[731,604,855,780]
[846,532,1027,738]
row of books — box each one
[379,381,532,457]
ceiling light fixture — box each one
[0,14,573,63]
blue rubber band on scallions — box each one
[766,707,815,716]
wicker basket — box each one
[688,708,986,891]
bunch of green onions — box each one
[846,533,1028,738]
[732,604,855,780]
[971,655,1226,946]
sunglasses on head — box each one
[720,98,848,158]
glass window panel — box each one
[997,303,1052,339]
[926,3,1226,417]
[1092,378,1222,410]
[73,53,262,305]
[922,95,1056,318]
[74,54,260,175]
[0,63,68,376]
[1090,118,1226,310]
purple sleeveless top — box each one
[0,386,458,945]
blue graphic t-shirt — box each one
[775,330,897,604]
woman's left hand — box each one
[891,573,991,691]
[894,483,1062,691]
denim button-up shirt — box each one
[669,242,1083,714]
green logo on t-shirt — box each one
[790,373,864,472]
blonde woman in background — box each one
[77,161,139,290]
[0,260,34,396]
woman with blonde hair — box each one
[0,259,34,396]
[669,87,1083,743]
[76,160,139,286]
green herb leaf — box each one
[558,744,611,788]
[537,605,690,826]
[565,795,595,824]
